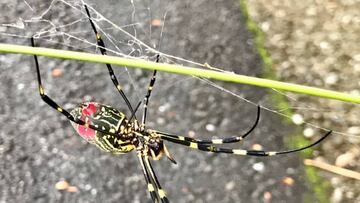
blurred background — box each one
[247,0,360,202]
[0,0,359,202]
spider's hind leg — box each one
[137,151,170,203]
[137,152,159,202]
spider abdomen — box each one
[70,102,135,154]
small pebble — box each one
[347,126,360,135]
[84,184,92,190]
[52,68,63,77]
[251,144,263,150]
[303,128,315,138]
[282,177,295,186]
[17,83,25,90]
[156,117,165,125]
[252,162,265,172]
[91,188,97,195]
[325,73,338,85]
[225,181,235,191]
[345,191,354,199]
[55,180,69,190]
[158,104,167,112]
[188,130,196,138]
[332,188,343,203]
[319,41,330,50]
[263,191,272,202]
[335,152,355,167]
[261,22,270,31]
[292,114,304,125]
[205,124,216,132]
[67,186,79,193]
[331,177,340,186]
[181,187,189,193]
[151,19,162,27]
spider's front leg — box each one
[84,5,135,115]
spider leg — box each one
[143,154,170,203]
[137,152,159,203]
[155,105,260,144]
[84,5,135,115]
[160,130,332,157]
[32,37,79,123]
[141,54,160,127]
[31,38,122,137]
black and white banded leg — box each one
[141,54,160,127]
[160,130,332,157]
[155,105,261,145]
[85,5,135,115]
[137,152,170,203]
[137,152,158,202]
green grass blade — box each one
[0,43,359,104]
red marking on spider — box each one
[77,124,96,140]
[73,102,98,140]
[82,102,97,116]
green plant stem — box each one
[0,43,359,104]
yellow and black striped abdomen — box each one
[70,102,135,154]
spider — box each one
[30,5,332,203]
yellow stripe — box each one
[147,184,155,192]
[212,139,223,144]
[57,107,63,112]
[190,142,198,149]
[232,149,247,155]
[158,189,166,198]
[103,138,115,150]
[96,33,101,40]
[39,86,44,95]
[268,151,276,156]
[95,137,111,152]
[178,136,185,141]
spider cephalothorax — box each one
[142,130,176,164]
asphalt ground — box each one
[1,0,317,202]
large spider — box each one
[30,5,332,203]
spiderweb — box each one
[0,0,359,202]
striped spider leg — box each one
[141,55,159,128]
[156,129,332,157]
[84,5,135,117]
[156,105,261,145]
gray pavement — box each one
[0,0,315,202]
